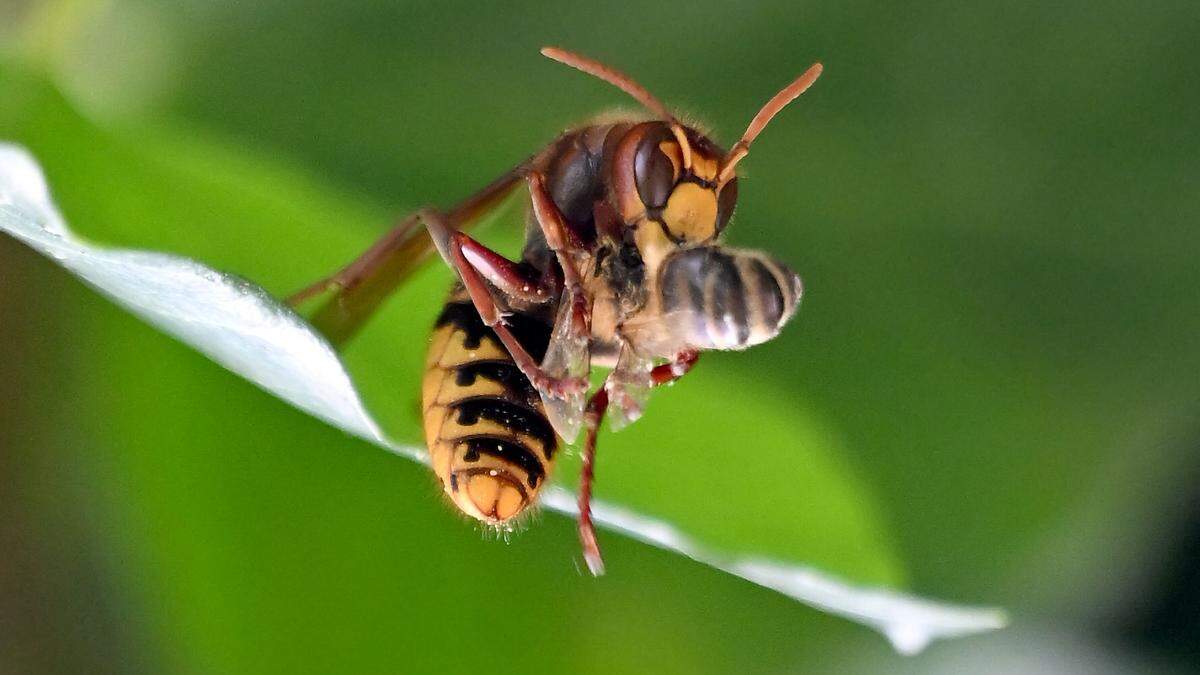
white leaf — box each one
[0,143,1006,653]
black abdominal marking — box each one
[435,301,551,362]
[457,435,546,488]
[453,360,540,406]
[451,397,556,458]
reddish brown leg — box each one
[578,349,701,576]
[456,232,555,303]
[527,172,590,336]
[424,209,587,399]
[649,349,700,385]
[578,386,609,576]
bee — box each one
[288,47,821,575]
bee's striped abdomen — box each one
[657,246,803,351]
[422,287,558,524]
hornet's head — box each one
[611,121,737,247]
[542,46,822,263]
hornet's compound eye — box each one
[634,129,678,210]
[716,177,738,232]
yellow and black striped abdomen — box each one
[422,287,558,525]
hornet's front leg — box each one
[527,172,591,341]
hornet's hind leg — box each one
[578,349,699,576]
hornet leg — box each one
[527,171,591,339]
[578,349,700,576]
[423,208,588,400]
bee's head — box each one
[612,121,738,247]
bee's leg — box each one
[649,349,700,385]
[423,210,588,399]
[577,349,699,576]
[527,172,591,337]
[606,340,701,426]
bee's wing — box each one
[289,163,532,347]
[605,345,654,431]
[537,290,591,443]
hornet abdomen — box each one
[422,286,558,524]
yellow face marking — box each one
[690,154,719,183]
[661,183,718,242]
[658,140,683,179]
[633,217,676,271]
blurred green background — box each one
[2,1,1199,672]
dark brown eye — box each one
[634,133,676,209]
[716,177,738,231]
